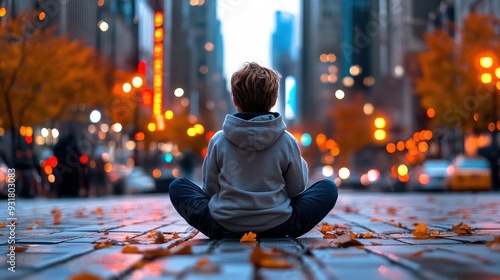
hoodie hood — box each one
[222,112,286,152]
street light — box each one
[478,54,500,191]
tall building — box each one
[454,0,500,25]
[164,0,228,130]
[272,11,299,122]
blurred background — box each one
[1,0,500,198]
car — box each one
[445,155,491,191]
[409,159,450,191]
[124,167,155,194]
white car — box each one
[124,167,155,194]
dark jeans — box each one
[169,178,338,239]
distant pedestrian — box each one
[53,133,84,198]
[169,62,338,239]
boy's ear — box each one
[232,96,239,108]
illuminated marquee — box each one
[153,12,165,130]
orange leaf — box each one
[320,223,333,233]
[69,272,104,280]
[370,217,383,222]
[485,236,500,251]
[451,222,474,235]
[387,207,397,214]
[172,245,192,255]
[323,232,336,239]
[332,234,364,248]
[363,232,373,238]
[349,232,357,239]
[240,231,257,242]
[122,245,141,254]
[412,221,432,239]
[51,208,62,225]
[26,226,33,230]
[0,222,5,228]
[154,231,166,244]
[142,247,172,258]
[193,257,221,273]
[103,231,109,236]
[259,258,294,269]
[172,232,180,239]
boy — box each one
[169,62,338,239]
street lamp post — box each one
[479,55,500,191]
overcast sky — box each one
[218,0,300,81]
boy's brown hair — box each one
[230,62,280,112]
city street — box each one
[1,191,499,279]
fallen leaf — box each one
[412,221,432,239]
[320,223,333,233]
[68,272,104,280]
[26,226,33,230]
[485,236,500,251]
[122,245,141,254]
[259,258,294,269]
[323,232,336,239]
[396,222,404,228]
[349,232,357,239]
[331,234,364,248]
[103,231,109,236]
[452,222,474,235]
[249,246,294,269]
[387,207,398,214]
[14,245,29,252]
[172,232,180,239]
[0,222,5,228]
[411,248,434,257]
[51,208,62,224]
[142,247,172,258]
[343,206,359,213]
[172,244,192,255]
[154,231,166,244]
[92,207,104,215]
[147,230,157,239]
[363,232,374,238]
[34,220,45,226]
[193,257,221,273]
[370,218,383,222]
[240,231,257,242]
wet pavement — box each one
[1,191,499,279]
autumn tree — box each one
[0,13,113,163]
[416,13,500,133]
[329,94,372,167]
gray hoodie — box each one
[202,112,309,233]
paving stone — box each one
[23,246,143,280]
[17,231,92,244]
[396,238,463,245]
[356,222,410,234]
[258,268,306,280]
[156,223,192,233]
[185,262,254,280]
[0,243,93,270]
[109,223,166,233]
[329,264,420,280]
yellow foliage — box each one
[416,13,500,132]
[0,13,113,130]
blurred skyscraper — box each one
[272,11,299,122]
[164,0,228,130]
